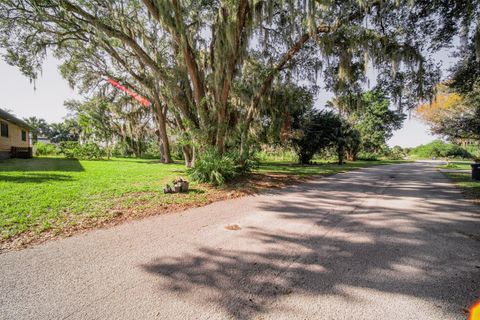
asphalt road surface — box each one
[1,162,479,320]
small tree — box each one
[341,124,361,162]
[354,91,405,154]
[290,110,343,164]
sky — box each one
[0,49,455,148]
[0,57,80,123]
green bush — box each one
[81,143,106,160]
[143,140,161,159]
[232,148,260,174]
[187,147,259,185]
[291,110,344,164]
[357,152,380,161]
[34,142,58,156]
[59,141,105,160]
[111,142,130,158]
[58,141,78,159]
[386,145,406,160]
[465,144,480,159]
[257,147,297,162]
[409,140,472,159]
[187,149,237,185]
[170,143,185,161]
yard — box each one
[440,161,480,203]
[1,157,404,250]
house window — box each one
[0,122,8,138]
[22,130,27,141]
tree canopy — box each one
[417,43,480,143]
[1,0,478,168]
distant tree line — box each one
[24,116,79,144]
[24,97,164,159]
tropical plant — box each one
[187,149,237,186]
[23,117,50,143]
[34,142,58,156]
[342,125,362,162]
[387,145,407,160]
[48,120,80,143]
[290,110,344,164]
[58,141,106,160]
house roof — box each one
[0,108,31,130]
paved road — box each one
[1,162,479,320]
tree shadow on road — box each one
[141,163,480,319]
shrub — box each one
[58,141,79,159]
[234,148,260,174]
[187,147,259,185]
[143,140,161,159]
[386,145,406,160]
[257,146,297,162]
[409,140,472,159]
[290,110,343,164]
[170,143,185,161]
[80,143,106,160]
[357,152,380,161]
[59,141,105,160]
[466,144,480,158]
[34,142,58,156]
[111,142,130,158]
[187,149,237,185]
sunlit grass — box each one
[0,157,192,239]
[443,171,480,202]
[438,161,475,170]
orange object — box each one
[470,301,480,320]
[107,78,151,107]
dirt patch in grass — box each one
[225,224,242,231]
[0,172,307,253]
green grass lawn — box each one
[0,157,205,240]
[437,160,480,202]
[443,172,480,201]
[0,157,406,245]
[438,160,474,170]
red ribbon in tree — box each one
[107,78,151,107]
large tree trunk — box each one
[215,110,228,154]
[182,145,194,167]
[152,100,172,163]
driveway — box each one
[0,162,479,320]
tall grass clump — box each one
[188,148,259,186]
[187,149,237,186]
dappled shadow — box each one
[106,158,184,165]
[140,163,480,319]
[184,188,205,195]
[0,173,74,183]
[0,157,84,172]
[257,160,402,177]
